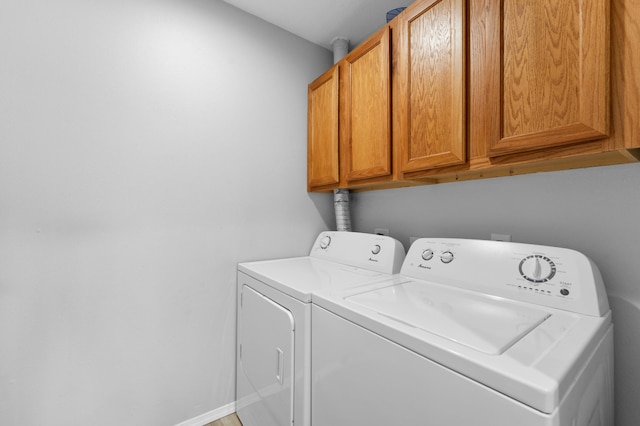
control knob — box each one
[319,235,331,250]
[519,255,556,283]
[421,249,434,261]
[371,244,381,255]
[440,251,454,264]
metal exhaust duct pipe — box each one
[330,37,352,232]
[331,37,349,64]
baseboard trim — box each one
[175,402,237,426]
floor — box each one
[204,413,242,426]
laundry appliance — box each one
[235,231,405,426]
[312,238,613,426]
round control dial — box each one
[319,235,331,250]
[421,249,434,261]
[440,251,454,264]
[519,255,556,283]
[371,244,381,255]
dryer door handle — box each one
[275,347,284,385]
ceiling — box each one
[222,0,414,51]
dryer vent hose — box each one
[331,38,352,232]
[331,37,349,64]
[334,188,352,232]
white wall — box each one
[351,162,640,426]
[0,0,333,425]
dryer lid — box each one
[345,279,551,355]
[239,257,385,302]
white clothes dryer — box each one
[312,238,614,426]
[235,231,405,426]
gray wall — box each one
[351,163,640,426]
[0,0,333,424]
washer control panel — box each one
[402,238,608,317]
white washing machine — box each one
[312,238,614,426]
[235,231,405,426]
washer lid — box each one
[346,279,551,355]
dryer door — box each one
[238,285,295,426]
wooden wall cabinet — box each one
[308,0,640,192]
[483,0,610,157]
[307,27,392,192]
[308,0,465,192]
[340,27,393,186]
[308,66,339,191]
[395,0,466,175]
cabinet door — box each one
[308,66,339,190]
[476,0,610,157]
[341,26,392,183]
[396,0,466,174]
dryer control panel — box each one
[310,231,406,274]
[402,238,609,317]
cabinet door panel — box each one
[342,27,392,183]
[488,0,609,156]
[397,0,466,173]
[308,66,340,190]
